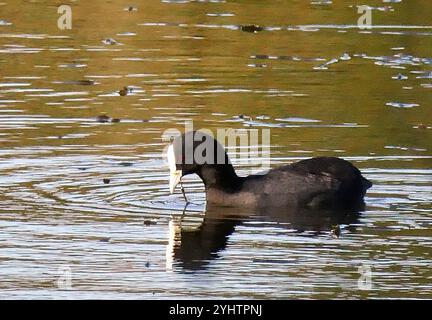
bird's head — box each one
[167,130,230,194]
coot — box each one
[167,131,372,209]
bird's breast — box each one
[206,188,258,207]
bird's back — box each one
[240,157,372,209]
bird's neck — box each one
[197,163,243,193]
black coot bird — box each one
[167,131,372,209]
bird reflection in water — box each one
[166,204,363,271]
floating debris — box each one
[119,87,127,96]
[240,25,263,33]
[144,220,157,226]
[124,6,137,11]
[75,79,94,85]
[392,73,408,80]
[102,38,118,45]
[119,86,133,96]
[96,114,110,123]
[252,54,271,60]
[103,178,111,184]
[119,162,133,167]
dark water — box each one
[0,0,431,299]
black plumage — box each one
[168,131,372,209]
